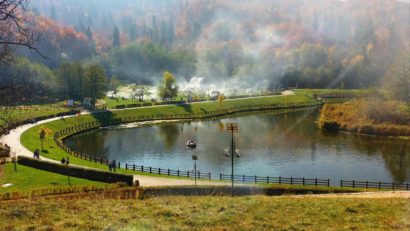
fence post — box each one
[149,166,152,174]
[267,176,269,184]
[303,177,305,186]
[118,162,120,169]
[407,183,409,191]
[255,175,257,183]
[340,180,342,187]
[133,164,135,171]
[379,181,381,189]
[168,169,170,176]
[159,168,161,175]
[125,164,128,170]
[291,177,293,185]
[279,176,281,185]
[177,170,180,177]
[366,181,368,188]
[220,173,222,180]
[315,178,318,187]
[327,179,330,187]
[243,175,245,182]
[392,183,395,190]
[209,172,211,180]
[187,171,190,177]
[353,180,355,188]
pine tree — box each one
[113,26,120,48]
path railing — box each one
[340,180,409,190]
[220,174,330,187]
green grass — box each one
[0,163,106,193]
[0,102,71,128]
[0,195,408,230]
[294,88,369,96]
[20,94,319,174]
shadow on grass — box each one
[177,104,193,113]
[90,110,115,126]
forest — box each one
[0,0,409,104]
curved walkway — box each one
[0,114,227,187]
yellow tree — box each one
[39,127,53,151]
[217,94,225,105]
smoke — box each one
[193,7,286,92]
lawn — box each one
[0,102,72,129]
[0,163,106,194]
[0,195,408,230]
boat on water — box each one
[186,140,197,148]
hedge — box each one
[17,157,134,186]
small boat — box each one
[186,140,197,148]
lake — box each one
[65,107,410,184]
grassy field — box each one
[0,163,106,194]
[0,195,408,230]
[20,94,320,173]
[0,103,71,130]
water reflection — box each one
[65,108,410,183]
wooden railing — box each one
[220,174,330,187]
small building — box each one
[210,91,221,100]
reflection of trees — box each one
[69,131,109,158]
[348,136,410,183]
[380,142,410,183]
[159,124,180,151]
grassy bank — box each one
[21,94,320,173]
[319,100,410,136]
[1,195,408,230]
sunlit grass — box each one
[0,195,408,230]
[319,100,410,136]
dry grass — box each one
[0,195,408,230]
[319,99,410,136]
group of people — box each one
[60,157,70,165]
[108,160,117,172]
[33,149,40,159]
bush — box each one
[127,104,141,108]
[18,157,134,186]
[115,105,126,109]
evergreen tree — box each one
[85,65,108,108]
[151,16,158,42]
[113,26,120,48]
[312,10,319,31]
[167,21,175,44]
[129,22,138,41]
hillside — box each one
[22,0,409,87]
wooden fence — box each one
[340,180,409,190]
[220,174,330,187]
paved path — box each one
[0,114,227,187]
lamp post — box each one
[192,154,198,188]
[226,123,239,196]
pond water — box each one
[65,108,410,184]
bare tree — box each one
[0,0,44,60]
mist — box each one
[20,0,410,93]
